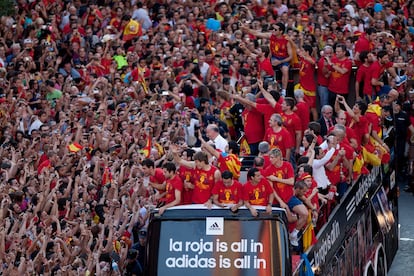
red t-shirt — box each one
[304,179,319,209]
[262,154,271,168]
[150,168,165,184]
[101,58,112,75]
[346,113,369,146]
[262,161,294,203]
[164,175,183,204]
[252,5,268,17]
[325,149,348,186]
[150,168,166,192]
[263,126,294,158]
[355,34,373,54]
[299,57,316,91]
[178,166,194,205]
[212,180,243,204]
[282,112,302,145]
[345,127,359,148]
[295,101,310,132]
[242,108,265,144]
[269,34,289,58]
[192,166,217,204]
[370,60,393,92]
[255,102,281,126]
[257,57,274,77]
[242,178,273,206]
[317,58,329,86]
[172,60,185,68]
[62,24,85,36]
[109,18,123,31]
[327,56,353,94]
[355,63,374,96]
[210,64,221,79]
[356,0,374,8]
[131,66,151,81]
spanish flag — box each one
[302,212,317,251]
[68,142,83,153]
[222,153,241,179]
[239,137,251,156]
[123,19,142,42]
[141,136,152,158]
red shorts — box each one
[304,94,316,108]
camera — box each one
[219,59,230,74]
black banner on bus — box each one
[307,166,382,271]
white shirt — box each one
[275,4,288,16]
[199,62,210,82]
[132,8,152,30]
[212,134,228,152]
[28,118,43,135]
[312,147,335,189]
[184,118,199,145]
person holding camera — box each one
[324,44,353,107]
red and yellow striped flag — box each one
[222,154,241,179]
[141,136,152,158]
[68,142,83,153]
[239,137,251,156]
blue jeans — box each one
[318,85,329,109]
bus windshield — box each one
[146,207,291,276]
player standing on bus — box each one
[241,22,293,97]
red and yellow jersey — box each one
[269,34,289,58]
[242,178,273,206]
[212,180,243,204]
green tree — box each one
[0,0,16,17]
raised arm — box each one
[230,93,257,109]
[240,24,272,39]
[171,144,195,169]
[199,131,220,159]
[336,95,358,122]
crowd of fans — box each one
[1,0,414,274]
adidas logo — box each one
[206,217,224,235]
[209,222,221,230]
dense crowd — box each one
[1,0,414,275]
